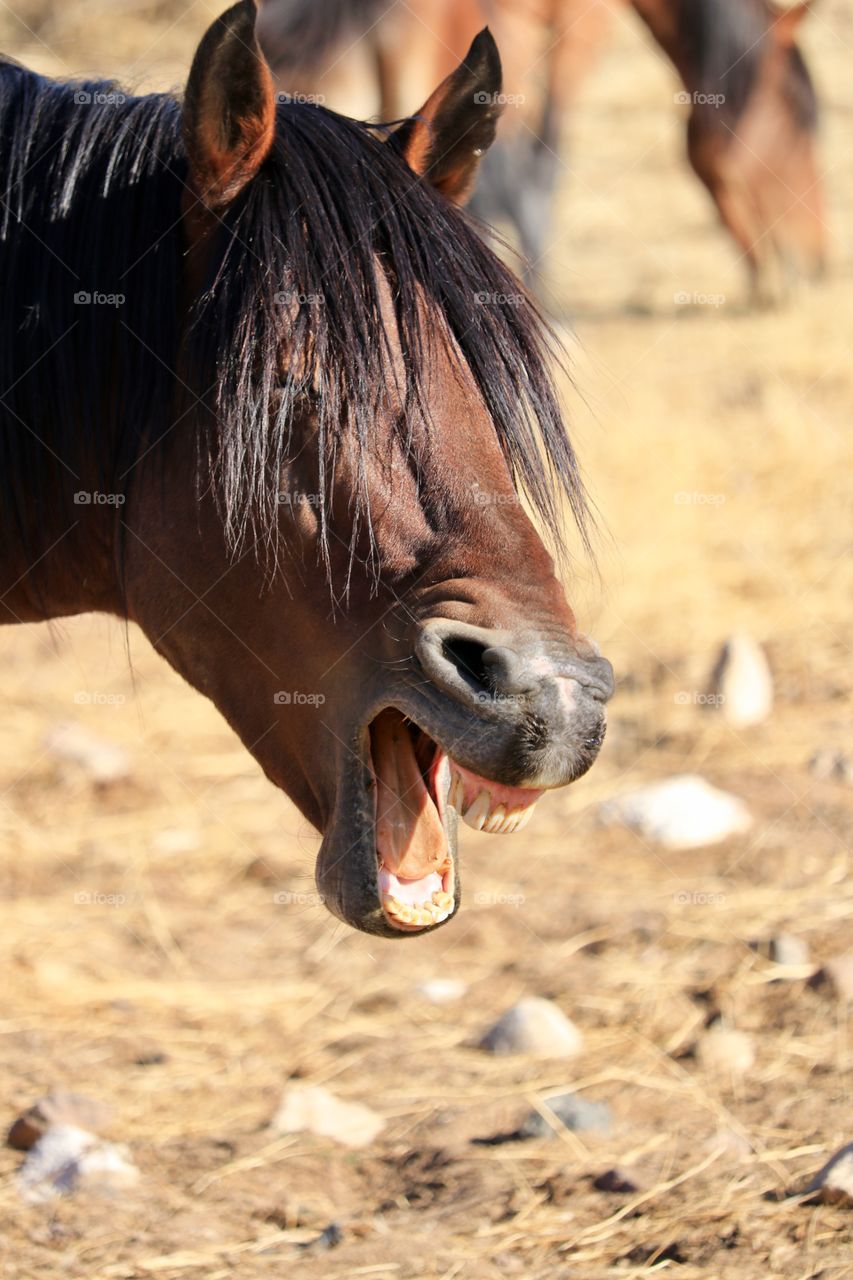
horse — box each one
[256,0,825,303]
[0,1,613,939]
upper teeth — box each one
[448,769,539,834]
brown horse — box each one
[0,2,612,938]
[257,0,825,302]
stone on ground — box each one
[518,1092,611,1138]
[599,774,752,849]
[479,997,583,1059]
[698,1026,755,1077]
[8,1091,114,1151]
[271,1082,384,1148]
[801,1143,853,1207]
[17,1124,139,1202]
[708,633,773,727]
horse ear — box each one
[771,1,812,45]
[394,29,503,205]
[183,0,276,211]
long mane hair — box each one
[0,58,589,584]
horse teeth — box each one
[483,803,507,833]
[463,789,491,830]
[450,773,465,812]
[510,804,536,831]
[432,890,453,911]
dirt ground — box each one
[0,2,850,1278]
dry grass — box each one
[0,2,851,1277]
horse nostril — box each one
[438,636,535,698]
[440,636,491,692]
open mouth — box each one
[369,708,544,933]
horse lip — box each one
[313,707,460,938]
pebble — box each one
[599,774,752,849]
[414,977,468,1004]
[801,1143,853,1206]
[708,633,773,727]
[8,1092,114,1151]
[17,1124,139,1203]
[697,1027,755,1077]
[478,997,584,1059]
[769,933,811,968]
[518,1092,611,1138]
[271,1082,384,1149]
[44,722,131,785]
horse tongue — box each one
[372,710,446,881]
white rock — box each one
[44,722,131,784]
[414,977,468,1004]
[803,1143,853,1205]
[479,997,583,1059]
[698,1027,755,1078]
[271,1083,384,1149]
[769,933,811,968]
[17,1124,139,1202]
[599,774,752,849]
[708,633,773,728]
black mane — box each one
[0,58,588,586]
[677,0,817,130]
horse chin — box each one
[314,706,545,938]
